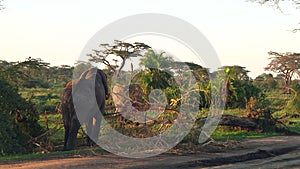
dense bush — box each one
[226,80,263,109]
[0,78,43,155]
[253,73,278,91]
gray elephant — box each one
[61,67,109,150]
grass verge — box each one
[0,147,107,164]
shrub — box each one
[0,78,43,155]
[227,80,263,109]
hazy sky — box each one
[0,0,299,78]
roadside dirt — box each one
[1,136,300,169]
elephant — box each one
[61,67,109,150]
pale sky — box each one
[0,0,299,78]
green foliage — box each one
[0,147,106,162]
[215,66,266,109]
[222,65,250,81]
[138,50,175,91]
[136,68,174,91]
[265,89,292,112]
[0,78,43,155]
[226,80,263,109]
[164,86,181,109]
[1,42,298,156]
[38,114,65,146]
[283,83,300,115]
[140,50,173,69]
[73,62,92,79]
[253,73,278,91]
[0,58,73,89]
[186,63,210,108]
[284,118,300,133]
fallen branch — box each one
[197,114,300,135]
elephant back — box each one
[73,68,107,118]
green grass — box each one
[0,147,107,163]
[286,124,300,134]
[212,129,283,141]
[39,114,65,145]
[39,114,63,128]
[222,108,246,116]
[19,87,64,113]
[38,114,88,146]
[279,118,300,133]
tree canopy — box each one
[0,57,73,88]
[88,40,151,71]
[265,51,300,88]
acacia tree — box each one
[88,40,151,72]
[87,40,152,110]
[265,51,300,89]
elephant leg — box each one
[63,124,69,150]
[63,111,70,151]
[65,117,80,150]
[86,112,102,146]
[86,117,94,146]
[92,113,102,144]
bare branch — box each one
[249,0,300,32]
[0,0,4,11]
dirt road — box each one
[1,136,300,169]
